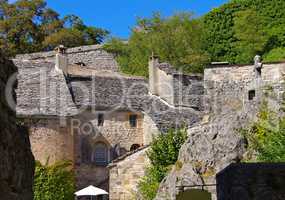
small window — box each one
[129,114,137,127]
[248,90,256,100]
[93,143,108,166]
[98,114,104,126]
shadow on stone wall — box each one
[216,163,285,200]
[176,189,212,200]
[0,55,34,200]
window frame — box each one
[129,114,138,128]
[248,90,256,100]
[93,142,108,166]
[97,113,104,126]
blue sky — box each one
[12,0,229,39]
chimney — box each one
[148,53,159,95]
[55,45,68,74]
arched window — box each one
[130,144,141,151]
[93,142,108,166]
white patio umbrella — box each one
[75,185,108,200]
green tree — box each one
[104,13,209,77]
[233,9,268,63]
[34,160,75,200]
[138,128,187,200]
[203,0,285,64]
[0,0,108,56]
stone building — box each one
[13,43,284,200]
[13,45,202,194]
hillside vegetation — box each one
[104,0,285,77]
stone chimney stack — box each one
[55,45,68,74]
[148,53,159,95]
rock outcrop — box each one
[0,54,34,200]
[155,63,285,200]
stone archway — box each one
[176,189,211,200]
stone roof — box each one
[14,59,78,117]
[107,145,150,168]
[15,45,103,60]
[68,73,202,130]
[157,62,203,79]
[68,73,148,110]
[14,45,203,130]
[157,62,179,75]
[15,45,119,72]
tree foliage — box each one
[0,0,108,56]
[203,0,285,64]
[138,128,187,200]
[104,13,209,77]
[105,0,285,77]
[34,160,75,200]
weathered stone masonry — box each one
[20,45,285,200]
[216,163,285,200]
[155,62,285,200]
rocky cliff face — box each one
[0,54,34,200]
[155,63,285,200]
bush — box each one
[240,103,285,162]
[138,128,187,200]
[263,47,285,63]
[34,160,75,200]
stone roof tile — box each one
[14,59,78,117]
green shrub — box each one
[240,103,285,162]
[34,160,75,200]
[138,128,187,200]
[263,47,285,63]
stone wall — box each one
[148,57,204,110]
[155,63,285,200]
[26,118,74,165]
[15,45,119,72]
[216,163,285,200]
[173,74,204,110]
[148,58,174,104]
[142,114,159,145]
[108,147,150,200]
[0,55,34,200]
[70,110,145,191]
[73,110,144,152]
[156,66,174,105]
